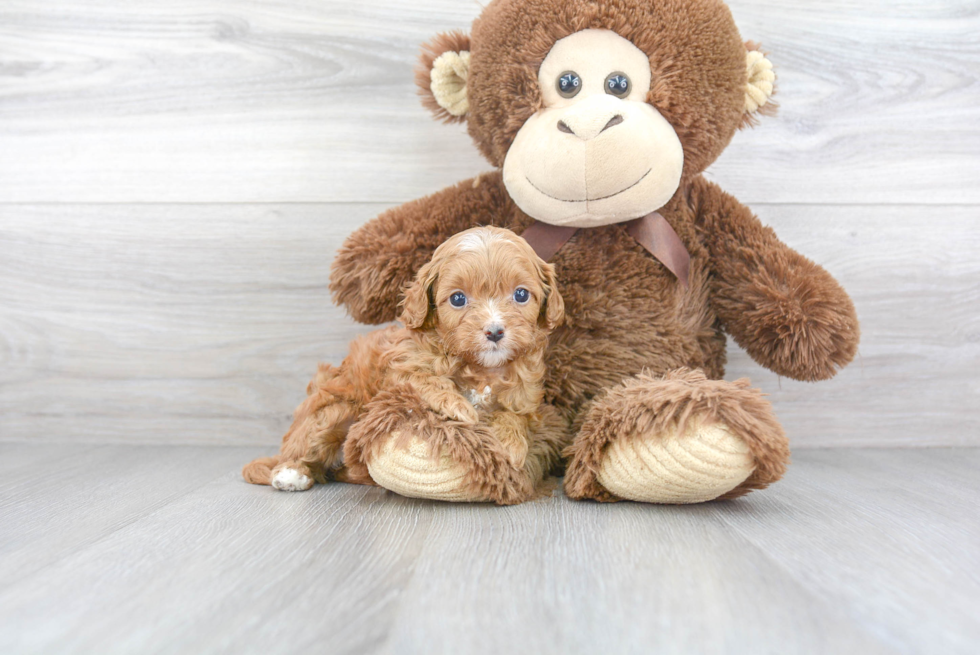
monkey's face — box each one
[502,29,685,228]
[418,0,776,227]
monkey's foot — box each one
[564,369,790,503]
[366,434,484,502]
[595,419,755,503]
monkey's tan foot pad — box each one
[596,420,755,504]
[367,435,485,502]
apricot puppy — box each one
[242,226,566,504]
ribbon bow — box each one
[520,212,691,286]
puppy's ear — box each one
[399,258,440,330]
[539,262,565,330]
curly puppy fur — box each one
[243,226,567,504]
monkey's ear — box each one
[399,259,440,330]
[539,262,565,331]
[416,30,471,123]
[741,43,777,128]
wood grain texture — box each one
[0,445,255,588]
[0,445,976,653]
[0,0,977,204]
[2,203,977,447]
[719,448,980,655]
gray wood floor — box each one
[0,445,977,654]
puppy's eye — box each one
[557,71,582,98]
[449,291,467,308]
[513,287,530,304]
[604,72,630,97]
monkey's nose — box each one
[600,114,624,133]
[556,114,624,140]
[485,325,505,343]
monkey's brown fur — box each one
[244,227,567,504]
[327,0,859,502]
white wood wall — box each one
[1,1,978,447]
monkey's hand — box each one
[693,178,860,382]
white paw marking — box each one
[271,468,313,491]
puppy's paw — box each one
[444,399,480,424]
[271,467,314,492]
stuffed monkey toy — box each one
[319,0,859,503]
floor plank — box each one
[382,493,891,655]
[2,204,977,447]
[0,0,976,203]
[0,443,99,480]
[719,449,980,655]
[0,445,976,654]
[0,445,258,589]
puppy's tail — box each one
[242,456,280,485]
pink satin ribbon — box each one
[520,212,691,287]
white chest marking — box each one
[466,385,494,408]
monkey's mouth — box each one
[525,168,651,203]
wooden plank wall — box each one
[1,1,978,447]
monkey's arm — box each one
[329,171,513,324]
[691,177,859,382]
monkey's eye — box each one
[604,72,630,97]
[513,287,530,304]
[449,291,467,308]
[557,71,582,98]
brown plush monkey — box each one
[323,0,859,503]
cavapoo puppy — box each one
[242,226,567,504]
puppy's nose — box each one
[485,325,505,343]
